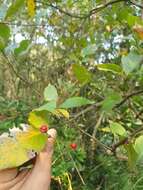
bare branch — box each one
[37,0,126,19]
[129,0,143,9]
[115,89,143,108]
[112,126,143,152]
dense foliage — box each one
[1,0,143,189]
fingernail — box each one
[47,129,57,139]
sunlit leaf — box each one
[60,97,94,109]
[0,137,31,170]
[0,24,10,49]
[0,24,10,40]
[133,25,143,39]
[110,122,127,136]
[17,127,47,152]
[72,64,91,84]
[27,0,35,17]
[134,135,143,159]
[5,0,25,19]
[101,92,122,112]
[81,44,96,57]
[124,143,138,169]
[0,36,6,50]
[121,52,143,75]
[14,40,30,56]
[97,63,122,74]
[100,127,111,133]
[53,108,69,119]
[34,101,56,112]
[28,111,49,128]
[44,84,58,102]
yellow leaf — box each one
[16,127,47,152]
[27,0,35,17]
[65,173,73,190]
[106,25,111,32]
[100,127,111,133]
[0,137,30,170]
[28,111,49,128]
[133,25,143,40]
[119,48,128,56]
[53,109,69,119]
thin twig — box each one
[70,102,102,121]
[69,152,86,185]
[0,0,142,28]
[88,0,125,16]
[37,0,126,19]
[129,0,143,9]
[112,126,143,152]
[77,126,112,151]
[115,89,143,108]
[92,112,104,138]
[91,112,104,162]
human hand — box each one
[0,129,56,190]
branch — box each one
[0,22,48,27]
[91,112,104,161]
[115,89,143,108]
[37,0,126,19]
[2,0,140,27]
[71,89,143,120]
[0,0,142,28]
[112,126,143,152]
[77,126,112,151]
[36,0,85,19]
[88,0,125,16]
[77,125,128,161]
[129,0,143,9]
[70,102,102,121]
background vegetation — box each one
[1,0,143,189]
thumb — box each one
[19,129,57,190]
[33,128,56,172]
[41,128,57,157]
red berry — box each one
[70,143,77,150]
[40,124,48,133]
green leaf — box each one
[0,24,10,49]
[97,63,122,74]
[121,52,143,75]
[81,44,96,57]
[109,122,127,136]
[126,14,142,27]
[5,0,25,19]
[101,92,122,112]
[14,40,30,56]
[17,127,47,152]
[35,101,56,112]
[0,37,6,50]
[124,143,138,169]
[60,97,94,109]
[72,64,91,84]
[134,135,143,159]
[44,84,58,102]
[0,24,10,40]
